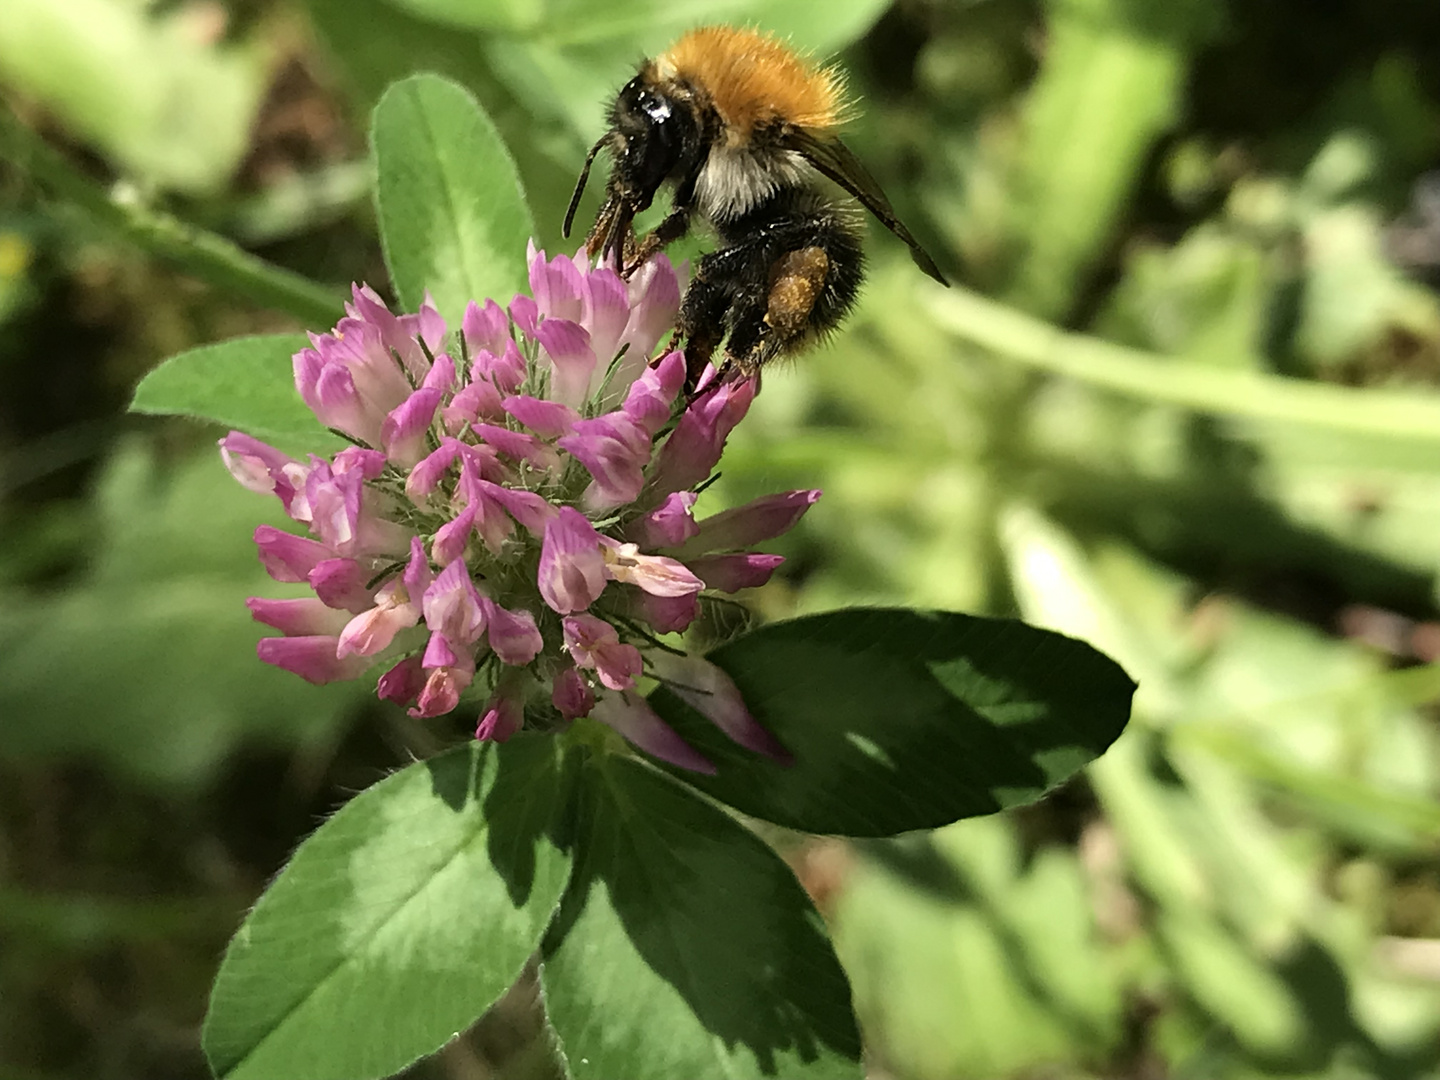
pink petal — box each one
[463,299,510,359]
[688,553,785,592]
[254,526,332,583]
[219,432,295,494]
[649,376,757,497]
[503,395,580,439]
[485,601,544,666]
[621,351,686,435]
[432,503,478,565]
[591,689,716,774]
[531,248,587,323]
[537,507,607,614]
[583,265,631,368]
[246,597,351,637]
[630,491,699,549]
[624,589,700,635]
[475,691,524,742]
[620,254,682,361]
[307,557,374,613]
[682,490,822,554]
[257,635,370,685]
[551,663,595,720]
[563,613,642,691]
[649,652,791,764]
[422,559,487,645]
[381,386,444,468]
[537,319,597,408]
[377,656,426,706]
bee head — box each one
[565,74,704,262]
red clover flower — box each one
[221,243,817,772]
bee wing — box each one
[783,128,948,285]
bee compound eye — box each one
[641,95,672,124]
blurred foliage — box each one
[3,0,1440,1078]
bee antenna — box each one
[564,135,610,239]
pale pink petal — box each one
[621,350,686,435]
[600,540,703,597]
[463,299,510,359]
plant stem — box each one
[928,284,1440,446]
[0,109,345,325]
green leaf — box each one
[648,608,1135,837]
[203,738,575,1080]
[371,73,534,322]
[130,334,337,448]
[380,0,540,31]
[541,752,862,1080]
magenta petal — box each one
[591,690,716,774]
[493,485,558,535]
[688,553,785,592]
[254,526,332,583]
[558,414,651,509]
[308,557,374,612]
[503,395,580,439]
[256,635,369,685]
[472,422,554,468]
[648,652,791,764]
[683,490,822,554]
[621,254,682,360]
[537,507,607,614]
[600,541,703,597]
[510,294,539,341]
[442,379,505,432]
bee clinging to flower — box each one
[564,25,948,386]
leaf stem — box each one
[0,110,345,325]
[927,284,1440,446]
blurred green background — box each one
[4,0,1440,1077]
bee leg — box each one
[676,262,733,388]
[723,245,832,374]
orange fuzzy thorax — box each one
[654,26,845,141]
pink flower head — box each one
[225,244,805,759]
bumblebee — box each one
[563,25,948,385]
